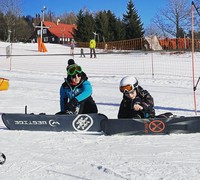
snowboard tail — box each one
[2,113,107,132]
[101,116,200,135]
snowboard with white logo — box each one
[2,113,107,132]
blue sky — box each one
[22,0,166,27]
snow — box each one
[0,42,200,180]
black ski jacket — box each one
[118,86,155,118]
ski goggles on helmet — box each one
[120,84,135,94]
[67,65,82,76]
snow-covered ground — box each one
[0,42,200,180]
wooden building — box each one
[30,21,76,44]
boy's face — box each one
[125,89,137,99]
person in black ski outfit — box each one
[56,59,98,114]
[118,76,155,118]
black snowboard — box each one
[101,116,200,135]
[1,113,107,132]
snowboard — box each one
[101,116,200,135]
[1,113,107,132]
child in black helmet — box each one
[118,76,155,118]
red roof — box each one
[43,21,76,38]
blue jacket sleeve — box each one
[75,80,92,102]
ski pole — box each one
[194,77,200,91]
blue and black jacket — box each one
[60,72,98,114]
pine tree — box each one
[115,18,125,41]
[95,10,124,42]
[73,10,95,42]
[107,10,119,41]
[0,12,6,40]
[122,0,144,39]
[95,10,109,42]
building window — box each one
[52,37,55,42]
[37,30,41,35]
[43,29,47,34]
[44,37,48,42]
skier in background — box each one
[89,39,96,58]
[56,59,98,114]
[118,76,155,118]
[80,48,85,58]
[70,40,75,55]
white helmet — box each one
[119,76,138,93]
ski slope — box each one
[0,42,200,180]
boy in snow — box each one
[118,76,155,118]
[57,59,98,114]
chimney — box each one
[57,19,60,25]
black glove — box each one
[66,98,78,112]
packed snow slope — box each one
[0,42,200,180]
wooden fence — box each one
[76,37,200,51]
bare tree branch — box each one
[153,0,190,38]
[0,0,22,41]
